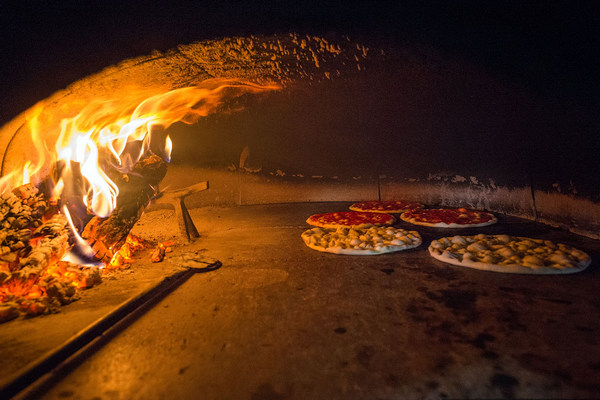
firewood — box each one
[81,154,167,263]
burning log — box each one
[82,154,167,264]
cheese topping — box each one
[302,226,422,255]
[428,234,591,274]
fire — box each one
[0,260,101,318]
[0,79,279,321]
[51,79,279,219]
[165,135,173,163]
[1,78,278,252]
[0,278,37,300]
[107,234,150,270]
[1,79,278,214]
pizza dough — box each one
[349,200,424,213]
[401,208,497,228]
[428,234,591,274]
[306,211,395,229]
[302,226,422,255]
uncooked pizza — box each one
[349,200,424,213]
[302,226,422,255]
[428,234,591,274]
[401,208,497,228]
[306,211,395,229]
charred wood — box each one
[81,154,167,263]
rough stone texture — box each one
[0,34,372,176]
[9,202,595,400]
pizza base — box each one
[302,226,421,255]
[306,212,395,229]
[428,234,591,274]
[400,210,497,228]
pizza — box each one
[400,208,497,228]
[349,200,424,213]
[428,234,591,274]
[302,226,422,255]
[306,211,395,229]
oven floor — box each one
[8,203,600,399]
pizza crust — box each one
[302,226,422,255]
[428,234,591,274]
[400,209,497,228]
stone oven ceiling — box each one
[0,33,599,238]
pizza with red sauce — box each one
[349,200,424,213]
[306,211,396,229]
[400,208,497,228]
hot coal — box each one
[0,184,102,323]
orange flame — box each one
[165,135,173,163]
[1,79,279,221]
[107,234,149,270]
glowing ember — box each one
[151,241,174,263]
[106,234,150,270]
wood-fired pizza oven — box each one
[0,3,599,399]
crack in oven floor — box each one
[1,202,599,399]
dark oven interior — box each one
[0,3,599,399]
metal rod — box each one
[181,198,200,240]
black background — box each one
[1,1,598,125]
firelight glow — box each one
[1,79,279,221]
[52,80,278,218]
[0,78,278,271]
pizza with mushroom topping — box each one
[302,226,421,255]
[401,208,497,228]
[306,211,395,229]
[349,200,424,214]
[428,234,591,274]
